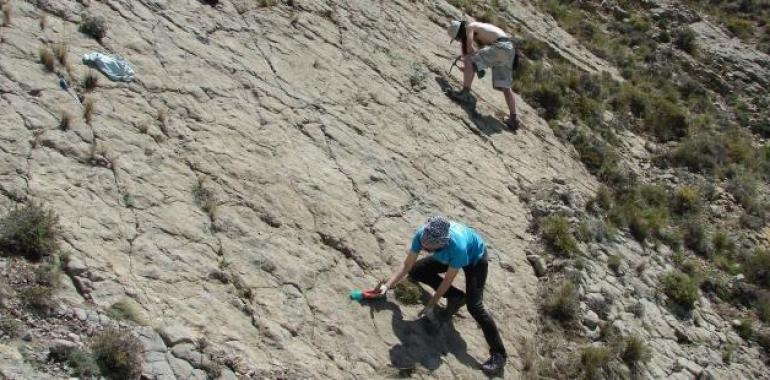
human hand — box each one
[418,306,437,322]
[376,284,389,295]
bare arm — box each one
[383,250,419,290]
[426,267,459,308]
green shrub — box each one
[518,37,548,60]
[746,250,770,288]
[672,133,728,174]
[79,15,108,41]
[621,335,651,367]
[91,329,143,380]
[67,349,101,377]
[0,317,21,338]
[34,261,61,287]
[576,217,614,243]
[757,296,770,322]
[727,171,759,209]
[394,281,422,305]
[0,202,60,261]
[674,27,697,54]
[725,16,754,39]
[626,211,652,241]
[658,226,683,250]
[638,184,670,208]
[544,281,579,322]
[680,259,701,278]
[682,217,710,256]
[758,331,770,352]
[642,98,688,141]
[672,186,701,214]
[722,344,735,364]
[19,286,55,314]
[735,318,754,340]
[541,215,579,257]
[714,254,742,275]
[528,83,563,120]
[712,231,735,255]
[590,186,614,211]
[611,83,647,117]
[662,271,699,310]
[579,345,614,379]
[569,131,618,174]
[50,345,100,377]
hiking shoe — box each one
[447,87,474,105]
[481,352,506,376]
[442,295,466,318]
[505,114,519,130]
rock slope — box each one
[0,0,600,378]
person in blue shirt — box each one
[377,215,507,375]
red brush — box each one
[350,281,386,301]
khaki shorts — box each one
[470,39,515,89]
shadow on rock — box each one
[434,76,516,136]
[363,298,480,375]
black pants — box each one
[408,253,507,356]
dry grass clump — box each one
[83,97,96,123]
[2,2,11,27]
[60,111,74,130]
[91,329,143,380]
[52,43,68,66]
[39,46,55,72]
[83,70,99,91]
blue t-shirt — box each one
[410,222,486,268]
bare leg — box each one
[502,88,517,116]
[462,55,475,89]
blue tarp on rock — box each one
[82,52,135,82]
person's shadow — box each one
[434,76,518,136]
[363,298,480,376]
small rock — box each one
[138,327,167,353]
[67,333,80,343]
[734,274,745,282]
[65,257,88,276]
[583,325,601,341]
[698,369,717,380]
[731,319,742,328]
[159,325,196,346]
[693,312,704,327]
[675,357,702,375]
[582,310,601,329]
[585,293,606,311]
[219,368,239,380]
[74,308,87,321]
[526,255,546,277]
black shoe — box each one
[443,295,466,318]
[481,352,506,376]
[505,114,519,130]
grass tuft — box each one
[39,46,55,72]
